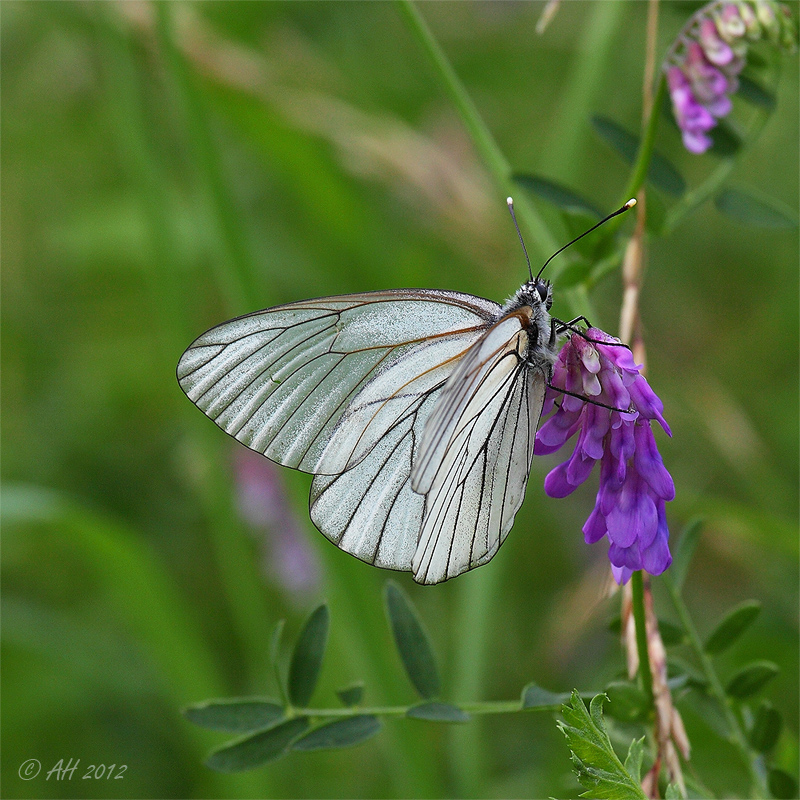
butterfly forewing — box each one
[176,290,499,474]
[315,332,486,475]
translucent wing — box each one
[177,290,499,474]
[309,310,547,583]
[410,311,547,584]
[309,390,440,572]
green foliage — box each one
[205,717,310,773]
[737,74,777,109]
[521,682,572,710]
[715,187,799,227]
[709,119,744,157]
[664,783,684,799]
[603,681,650,724]
[557,692,648,799]
[336,683,365,707]
[291,715,381,751]
[184,699,284,733]
[288,604,330,708]
[512,174,603,218]
[768,767,799,799]
[181,587,579,775]
[623,735,645,785]
[607,614,685,646]
[591,115,687,197]
[669,518,704,591]
[749,701,782,753]
[384,581,440,700]
[703,600,762,655]
[725,661,780,699]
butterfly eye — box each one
[535,279,551,309]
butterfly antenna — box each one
[535,198,637,280]
[506,197,534,282]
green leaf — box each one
[768,767,798,799]
[704,600,762,655]
[406,701,470,723]
[184,699,284,733]
[664,783,684,799]
[749,701,782,752]
[604,682,650,723]
[668,656,708,689]
[592,115,638,160]
[336,682,364,707]
[288,604,330,708]
[623,737,645,783]
[206,717,309,772]
[670,518,704,592]
[709,120,742,157]
[521,681,571,709]
[725,661,779,699]
[737,75,776,109]
[681,687,732,740]
[384,581,440,699]
[591,116,686,197]
[513,174,603,218]
[557,691,648,799]
[715,188,799,228]
[291,715,381,751]
[658,620,686,646]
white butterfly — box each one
[177,199,634,584]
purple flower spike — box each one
[700,17,736,64]
[664,0,797,154]
[535,329,674,584]
[667,67,716,154]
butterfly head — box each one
[534,278,553,310]
[511,278,552,312]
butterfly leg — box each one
[552,317,631,350]
[546,384,632,414]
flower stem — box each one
[663,574,768,798]
[299,699,549,718]
[622,75,667,206]
[631,571,654,704]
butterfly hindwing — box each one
[410,312,546,583]
[309,391,441,572]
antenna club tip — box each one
[625,198,637,209]
[506,196,514,206]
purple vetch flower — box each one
[234,448,322,598]
[534,329,674,584]
[667,66,716,153]
[664,0,796,154]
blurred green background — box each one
[2,2,797,798]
